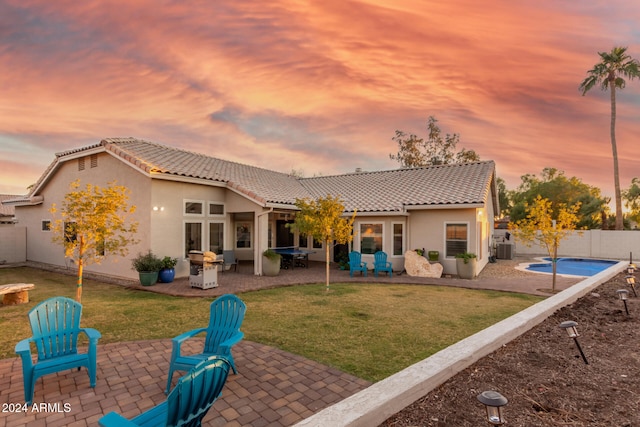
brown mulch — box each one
[380,271,640,427]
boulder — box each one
[404,250,443,278]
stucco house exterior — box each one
[3,138,499,281]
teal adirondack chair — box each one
[374,251,393,277]
[165,294,246,393]
[99,356,231,427]
[348,251,368,277]
[15,296,101,405]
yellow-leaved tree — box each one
[509,195,582,293]
[50,180,139,302]
[288,195,356,292]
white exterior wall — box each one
[513,230,640,260]
[15,152,151,280]
[150,179,229,278]
[353,216,408,271]
[407,208,488,275]
[352,205,495,276]
[0,226,26,263]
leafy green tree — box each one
[288,195,356,291]
[50,180,139,302]
[510,168,607,229]
[579,46,640,230]
[509,196,581,293]
[496,177,511,217]
[623,177,640,225]
[390,116,480,168]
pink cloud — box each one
[1,0,639,208]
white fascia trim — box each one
[150,172,227,188]
[349,211,408,217]
[405,203,484,210]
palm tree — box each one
[579,46,640,230]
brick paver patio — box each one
[0,338,370,427]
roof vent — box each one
[355,168,362,173]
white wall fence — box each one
[507,229,640,260]
[0,226,26,264]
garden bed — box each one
[381,271,639,426]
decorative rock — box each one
[404,250,443,278]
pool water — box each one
[526,258,618,276]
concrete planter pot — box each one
[262,254,281,276]
[456,257,477,279]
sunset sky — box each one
[1,0,639,211]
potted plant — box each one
[337,251,349,270]
[427,250,440,262]
[158,256,178,283]
[455,252,477,279]
[262,249,282,276]
[131,251,163,286]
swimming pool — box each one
[525,258,618,276]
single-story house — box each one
[3,137,499,281]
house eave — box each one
[405,203,485,210]
[1,195,44,206]
[348,210,408,217]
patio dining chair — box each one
[373,251,393,277]
[349,251,368,277]
[15,296,101,405]
[223,250,238,272]
[99,356,231,427]
[165,294,246,393]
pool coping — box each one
[294,260,628,427]
[515,256,620,278]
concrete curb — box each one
[294,261,627,427]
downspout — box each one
[255,208,273,275]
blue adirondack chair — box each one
[348,251,367,277]
[99,356,231,427]
[165,294,246,393]
[374,251,393,277]
[15,296,101,405]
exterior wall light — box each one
[477,390,508,426]
[617,289,630,316]
[559,320,589,364]
[153,206,165,212]
[626,275,637,297]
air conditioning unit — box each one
[497,243,514,260]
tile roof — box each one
[300,162,496,212]
[35,138,497,213]
[0,195,20,216]
[100,138,310,205]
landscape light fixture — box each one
[477,390,508,426]
[559,320,589,364]
[626,275,637,297]
[617,289,630,316]
[627,265,636,275]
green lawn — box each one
[0,267,543,382]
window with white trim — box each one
[360,223,383,254]
[446,223,468,257]
[184,200,204,216]
[209,203,224,216]
[236,223,252,249]
[208,222,224,254]
[184,221,203,257]
[392,223,404,256]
